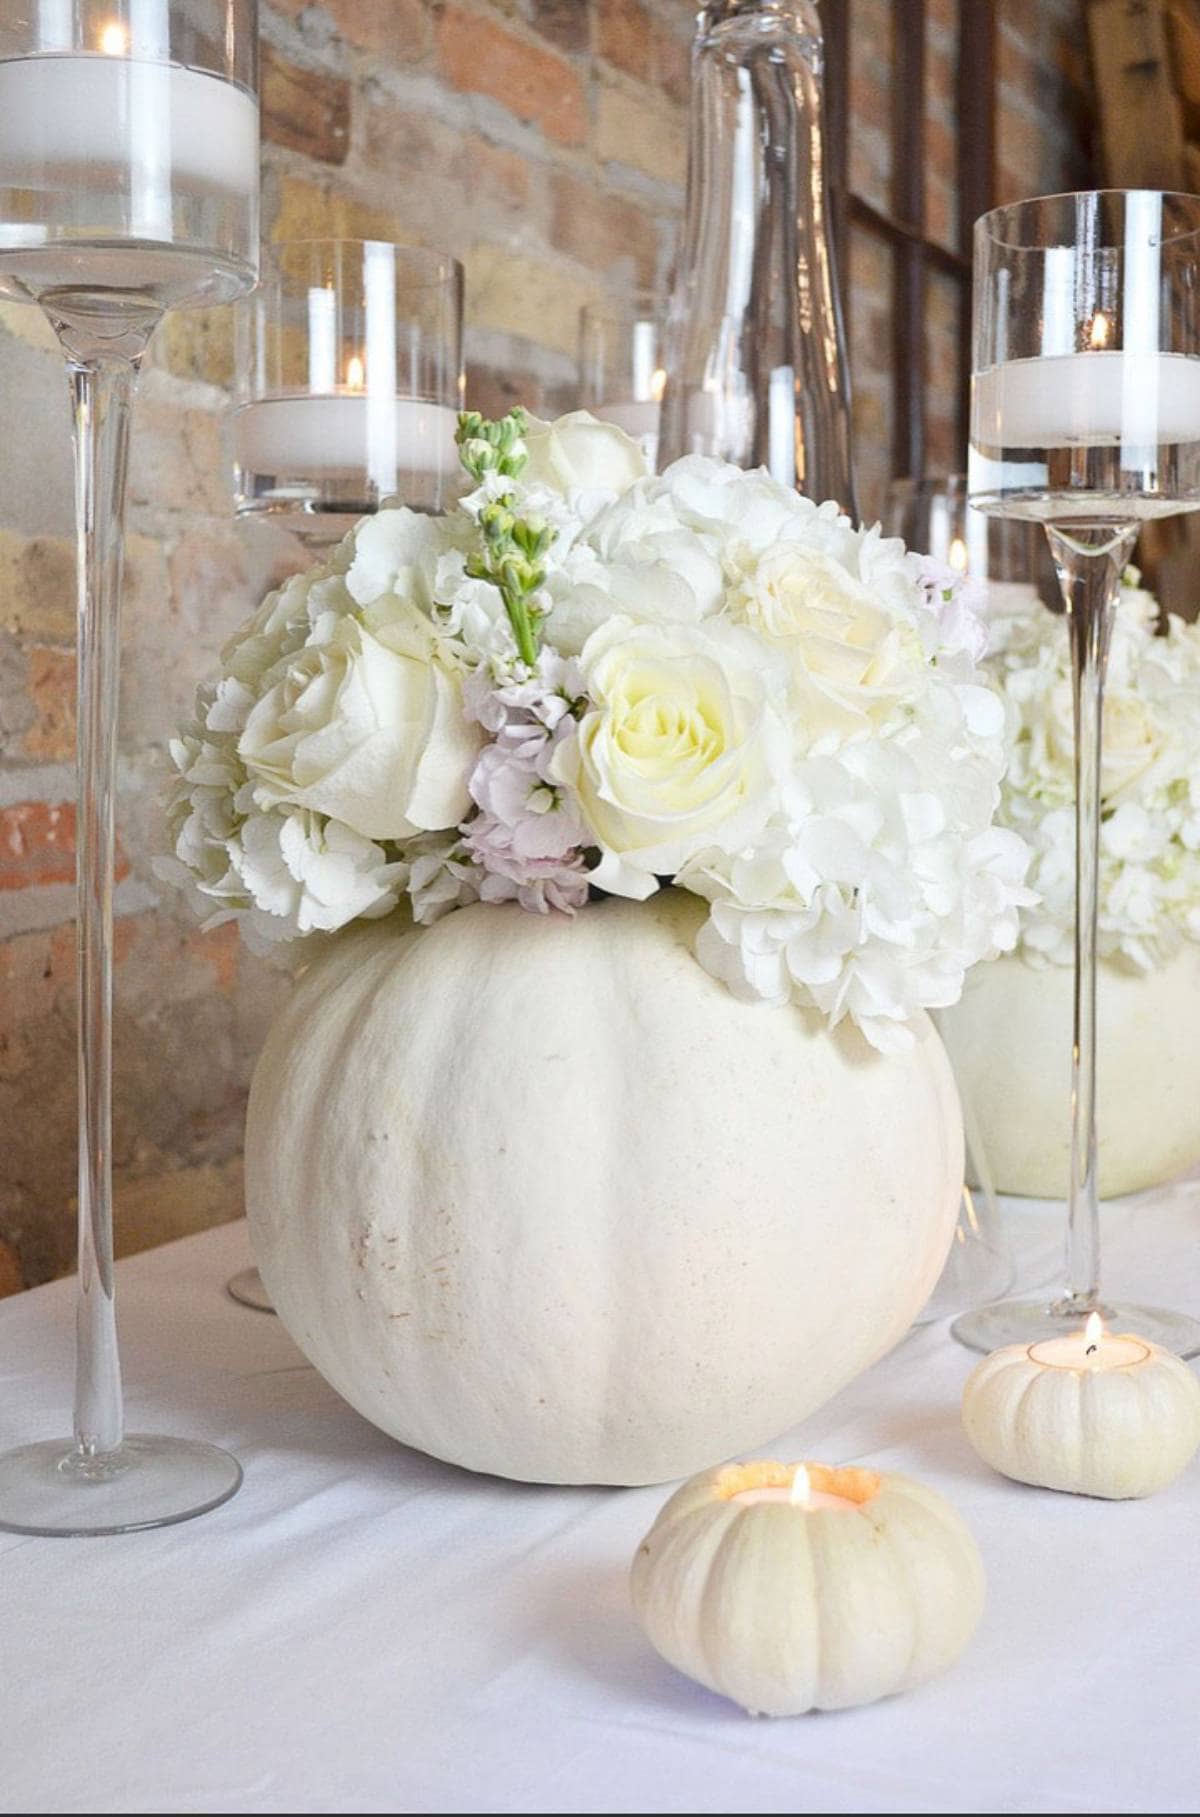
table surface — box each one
[3,1191,1199,1817]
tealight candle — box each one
[972,348,1200,449]
[0,54,258,204]
[729,1463,857,1511]
[631,1460,984,1717]
[963,1312,1200,1499]
[232,394,460,492]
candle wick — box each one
[1085,1343,1098,1357]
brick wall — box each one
[0,0,1092,1293]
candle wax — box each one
[1027,1332,1151,1371]
[731,1485,858,1511]
[234,396,460,486]
[972,349,1200,449]
[0,55,258,195]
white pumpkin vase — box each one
[938,944,1200,1199]
[246,891,964,1486]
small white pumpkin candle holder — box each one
[630,1460,985,1717]
[962,1314,1200,1499]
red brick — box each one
[531,0,591,55]
[0,798,131,893]
[597,0,652,79]
[549,170,659,282]
[926,172,956,252]
[261,44,351,165]
[653,24,690,109]
[0,801,75,890]
[269,0,432,60]
[597,0,689,107]
[437,6,587,147]
[455,134,532,214]
[24,646,75,761]
[0,1237,22,1298]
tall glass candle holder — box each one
[959,190,1200,1357]
[0,0,259,1536]
[579,293,666,467]
[233,240,464,542]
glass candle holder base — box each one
[227,1267,275,1313]
[951,1294,1200,1358]
[0,1433,243,1537]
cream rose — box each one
[732,543,922,737]
[521,410,648,498]
[1042,678,1166,804]
[239,614,480,841]
[550,617,780,895]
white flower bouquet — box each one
[161,409,1033,1052]
[987,576,1200,972]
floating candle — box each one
[232,395,460,493]
[0,54,258,199]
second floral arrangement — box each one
[986,575,1200,972]
[161,410,1033,1053]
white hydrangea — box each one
[987,579,1200,971]
[163,413,1033,1047]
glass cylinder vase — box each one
[234,239,464,539]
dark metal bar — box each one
[956,0,997,454]
[848,192,970,275]
[892,0,927,481]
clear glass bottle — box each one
[658,0,856,513]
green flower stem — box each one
[456,408,555,667]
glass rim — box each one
[263,239,463,286]
[976,188,1200,251]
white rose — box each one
[550,617,781,896]
[239,613,480,841]
[521,410,648,498]
[732,543,922,738]
[1044,679,1165,803]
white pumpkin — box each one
[245,890,963,1486]
[937,945,1200,1199]
[631,1460,986,1715]
[962,1337,1200,1499]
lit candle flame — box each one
[948,535,968,574]
[345,355,365,392]
[789,1463,811,1507]
[650,367,666,403]
[98,20,129,56]
[1084,1311,1104,1356]
[1089,312,1110,350]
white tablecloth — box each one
[3,1193,1199,1816]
